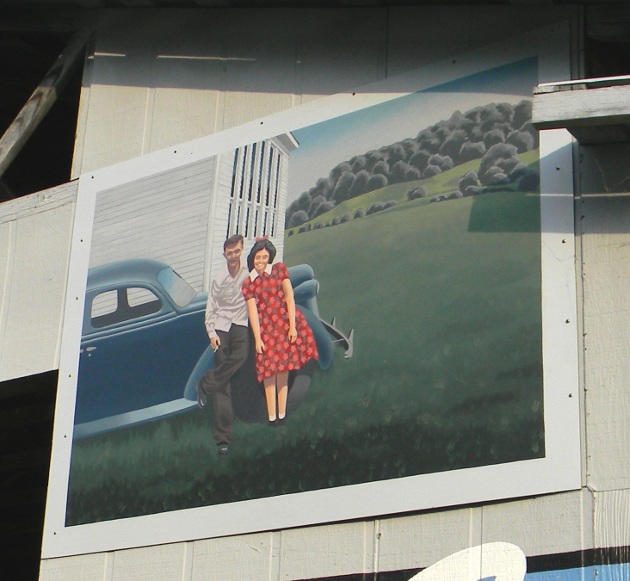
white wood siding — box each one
[0,182,76,382]
[40,491,590,580]
[579,143,630,493]
[71,6,576,178]
[89,158,216,291]
[272,137,292,261]
[205,150,236,287]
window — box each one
[90,287,162,329]
[157,267,196,307]
[226,139,284,241]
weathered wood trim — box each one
[0,181,78,224]
[533,84,630,130]
[0,29,92,179]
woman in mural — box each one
[242,237,318,425]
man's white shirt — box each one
[204,264,249,338]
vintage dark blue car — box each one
[74,258,352,439]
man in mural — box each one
[197,234,250,455]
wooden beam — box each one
[0,28,92,179]
[533,83,630,131]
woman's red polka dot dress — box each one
[242,262,318,383]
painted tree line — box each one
[286,99,538,229]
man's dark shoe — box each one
[217,442,229,455]
[196,382,207,409]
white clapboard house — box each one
[89,134,297,292]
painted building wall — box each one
[89,157,217,291]
[3,5,630,580]
[86,134,292,294]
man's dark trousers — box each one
[199,324,249,444]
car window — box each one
[91,286,162,329]
[157,267,196,307]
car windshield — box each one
[157,267,197,307]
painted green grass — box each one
[66,188,543,525]
[283,189,542,441]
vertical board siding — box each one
[376,509,477,573]
[579,144,630,492]
[0,219,15,379]
[480,490,592,557]
[208,150,236,283]
[148,89,220,155]
[38,552,110,581]
[38,491,590,581]
[2,205,75,378]
[191,533,273,581]
[221,92,296,134]
[111,543,189,581]
[277,521,374,580]
[0,184,77,383]
[72,7,390,176]
[73,7,577,177]
[75,8,159,175]
[79,84,152,174]
[594,490,630,550]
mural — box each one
[66,57,544,525]
[43,30,579,558]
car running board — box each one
[73,398,197,439]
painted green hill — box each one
[286,150,539,234]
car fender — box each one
[299,305,334,370]
[183,345,215,401]
[287,263,315,288]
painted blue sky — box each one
[287,58,538,202]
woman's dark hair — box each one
[247,238,277,272]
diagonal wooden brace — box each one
[0,28,92,179]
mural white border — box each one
[43,22,579,558]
